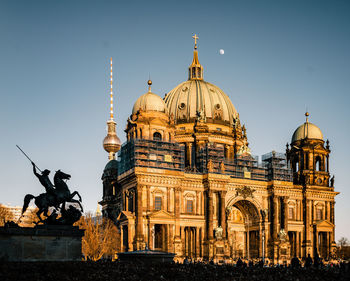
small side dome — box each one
[132,80,167,114]
[104,159,118,171]
[291,112,323,143]
[102,159,118,179]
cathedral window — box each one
[316,208,323,220]
[315,156,322,171]
[128,195,134,212]
[154,196,162,210]
[186,200,194,213]
[153,132,162,141]
[288,207,294,220]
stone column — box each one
[181,226,185,256]
[220,191,227,238]
[196,227,200,257]
[326,232,330,258]
[187,143,193,167]
[330,202,335,224]
[283,197,289,232]
[302,199,311,257]
[125,191,128,211]
[174,188,181,235]
[148,223,153,249]
[207,190,214,240]
[134,185,144,249]
[147,186,151,212]
[167,188,170,212]
[314,226,319,257]
[196,191,200,215]
[273,196,279,240]
[259,222,263,258]
[296,231,300,257]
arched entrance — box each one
[226,200,261,259]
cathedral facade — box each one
[100,37,338,263]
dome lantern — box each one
[188,34,203,80]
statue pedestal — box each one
[0,225,84,261]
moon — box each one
[219,49,224,55]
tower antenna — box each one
[110,57,114,120]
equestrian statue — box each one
[17,145,83,225]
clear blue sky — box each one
[0,0,349,239]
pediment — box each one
[148,210,174,219]
[315,220,334,229]
[148,118,168,126]
[117,211,135,221]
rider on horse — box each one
[31,161,56,196]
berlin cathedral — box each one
[100,35,338,263]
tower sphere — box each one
[103,122,121,154]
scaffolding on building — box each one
[262,151,293,181]
[116,140,293,182]
[117,139,185,175]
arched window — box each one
[153,132,162,141]
[197,67,201,78]
[293,156,299,172]
[128,194,134,212]
[315,156,321,171]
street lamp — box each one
[245,214,250,261]
[262,229,265,264]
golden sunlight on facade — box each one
[99,36,338,264]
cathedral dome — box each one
[164,36,238,126]
[164,78,238,125]
[291,113,323,143]
[132,80,167,114]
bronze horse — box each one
[21,170,83,222]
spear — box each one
[16,145,42,172]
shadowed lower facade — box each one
[100,37,338,263]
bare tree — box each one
[75,213,120,261]
[338,237,349,247]
[337,237,349,259]
[0,204,14,226]
[19,207,40,227]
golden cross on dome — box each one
[192,34,199,49]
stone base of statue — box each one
[0,225,84,261]
[117,249,175,264]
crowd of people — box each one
[0,258,349,281]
